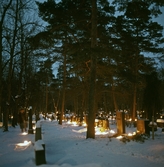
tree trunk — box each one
[132,83,137,121]
[59,53,66,125]
[45,79,48,113]
[0,22,3,125]
[4,0,19,132]
[86,0,97,139]
[112,81,118,112]
[103,92,108,113]
[0,0,12,130]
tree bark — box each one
[86,0,97,139]
[112,80,118,112]
[132,83,137,121]
[0,0,12,130]
[59,53,66,125]
[4,0,19,131]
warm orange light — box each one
[95,131,108,135]
[128,133,133,136]
[116,136,123,139]
[82,122,87,126]
[72,122,78,126]
[17,140,31,146]
[67,120,71,124]
[110,130,115,134]
[95,119,99,123]
[95,127,109,135]
[33,125,36,130]
[15,140,31,151]
[21,132,28,135]
[17,140,31,147]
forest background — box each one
[0,0,164,138]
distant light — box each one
[110,130,115,134]
[116,136,123,139]
[94,127,109,135]
[21,132,28,135]
[95,119,99,123]
[82,122,87,126]
[33,125,36,130]
[67,120,71,124]
[95,131,108,135]
[128,133,133,136]
[72,122,78,126]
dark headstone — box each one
[34,140,46,165]
[137,119,150,135]
[144,120,150,135]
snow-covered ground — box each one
[0,119,164,167]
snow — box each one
[0,119,164,167]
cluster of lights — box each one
[66,120,87,127]
[136,110,145,118]
[116,132,136,139]
[95,130,108,135]
[33,125,36,133]
[67,119,116,136]
[45,112,140,137]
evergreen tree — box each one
[111,0,164,121]
[143,71,162,120]
[36,0,116,135]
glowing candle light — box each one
[116,136,123,139]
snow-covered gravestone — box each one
[34,140,46,165]
[156,119,164,128]
[156,119,164,132]
[116,111,125,135]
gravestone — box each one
[35,121,42,141]
[116,111,125,135]
[137,119,150,135]
[102,119,109,130]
